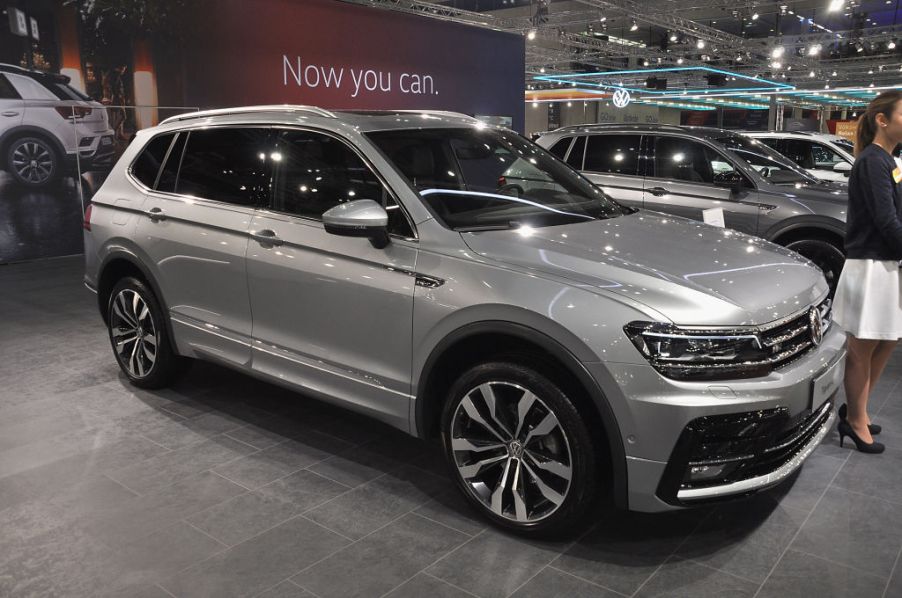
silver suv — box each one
[0,64,114,187]
[84,106,844,536]
[537,124,848,293]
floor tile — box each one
[427,527,571,598]
[757,549,886,598]
[635,557,758,597]
[510,567,620,597]
[256,469,350,512]
[295,513,468,597]
[791,486,902,578]
[257,580,316,597]
[160,516,350,598]
[383,573,474,598]
[114,521,226,583]
[186,490,301,546]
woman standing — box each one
[833,90,902,453]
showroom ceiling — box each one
[346,0,902,109]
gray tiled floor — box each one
[1,255,901,598]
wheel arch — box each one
[414,320,628,509]
[0,125,67,163]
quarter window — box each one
[175,128,272,206]
[0,74,20,99]
[271,130,413,237]
[131,133,175,189]
[547,137,572,160]
[567,136,586,169]
[584,135,641,175]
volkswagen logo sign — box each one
[809,307,823,347]
[612,88,631,108]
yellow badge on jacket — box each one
[894,167,902,184]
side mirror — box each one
[322,199,390,249]
[833,161,852,176]
[714,172,747,195]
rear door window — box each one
[175,127,272,206]
[547,137,572,160]
[4,73,56,100]
[584,134,641,175]
[567,136,586,169]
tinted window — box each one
[271,130,413,236]
[567,136,586,169]
[584,135,641,175]
[131,133,175,188]
[654,137,720,184]
[0,75,20,99]
[367,128,627,231]
[810,142,846,167]
[716,135,816,185]
[176,128,271,206]
[156,132,187,193]
[548,137,572,160]
[781,140,817,169]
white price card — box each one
[702,207,725,228]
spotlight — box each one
[737,55,743,62]
[752,12,759,20]
[630,20,638,31]
[809,70,816,77]
[539,67,545,73]
[889,39,898,50]
[808,44,822,55]
[669,31,678,42]
[771,61,783,69]
[643,59,649,66]
[697,39,705,49]
[772,46,785,58]
[828,0,844,11]
[831,70,837,76]
[856,42,864,53]
[868,69,874,74]
[527,29,537,41]
[677,57,684,64]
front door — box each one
[245,128,417,430]
[642,135,761,235]
[134,127,268,367]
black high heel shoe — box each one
[838,420,885,454]
[838,403,882,435]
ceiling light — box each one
[868,69,874,74]
[771,61,783,69]
[643,59,649,66]
[752,12,759,20]
[697,39,705,49]
[737,55,743,62]
[831,70,838,76]
[677,57,684,64]
[809,70,816,77]
[828,0,844,12]
[889,40,898,50]
[856,42,864,53]
[567,102,572,107]
[539,67,545,73]
[669,32,678,42]
[772,46,785,58]
[870,82,875,87]
[527,29,537,41]
[808,44,822,55]
[824,83,830,89]
[600,16,607,22]
[630,20,638,31]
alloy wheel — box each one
[11,141,54,185]
[450,381,573,523]
[110,289,158,378]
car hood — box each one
[461,211,827,327]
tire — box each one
[441,361,599,537]
[107,277,182,389]
[784,238,845,297]
[6,136,61,188]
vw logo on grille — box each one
[809,307,823,347]
[612,88,631,108]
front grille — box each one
[656,398,834,505]
[757,298,832,370]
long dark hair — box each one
[855,90,902,156]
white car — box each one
[743,131,853,184]
[0,64,114,187]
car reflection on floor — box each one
[0,172,104,264]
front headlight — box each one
[624,321,771,381]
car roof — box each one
[155,105,485,134]
[0,63,71,84]
[541,123,739,140]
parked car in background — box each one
[0,64,114,187]
[537,124,848,294]
[84,106,842,536]
[742,131,854,184]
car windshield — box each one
[717,135,819,185]
[833,139,854,154]
[366,127,628,231]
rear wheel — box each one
[7,136,60,187]
[441,361,599,537]
[784,238,845,297]
[107,277,182,389]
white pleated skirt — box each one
[833,259,902,340]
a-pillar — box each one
[133,38,158,129]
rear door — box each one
[643,135,760,235]
[134,126,266,367]
[579,133,645,210]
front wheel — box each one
[441,362,599,537]
[107,277,182,389]
[784,238,845,297]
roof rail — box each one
[384,109,478,121]
[159,105,336,126]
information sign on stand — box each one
[8,8,27,37]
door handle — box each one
[250,229,284,246]
[1,111,19,117]
[145,207,166,221]
[648,186,669,197]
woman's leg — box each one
[866,340,900,421]
[844,335,881,442]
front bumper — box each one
[588,320,846,512]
